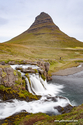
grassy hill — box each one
[7,27,83,48]
[6,12,83,48]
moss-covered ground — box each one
[0,84,39,101]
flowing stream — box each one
[0,64,83,119]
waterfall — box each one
[0,65,72,119]
[26,74,64,96]
[11,64,63,96]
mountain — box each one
[7,12,83,47]
[27,12,59,32]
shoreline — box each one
[52,64,83,76]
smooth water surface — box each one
[52,71,83,106]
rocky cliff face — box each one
[27,12,59,32]
[0,67,18,87]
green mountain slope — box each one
[7,12,83,48]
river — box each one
[52,70,83,106]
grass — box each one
[7,25,83,48]
[0,42,83,75]
[2,71,7,78]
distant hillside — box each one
[7,12,83,48]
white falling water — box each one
[0,65,71,119]
[28,74,64,96]
[0,96,70,119]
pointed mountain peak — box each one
[28,12,59,32]
[35,12,53,23]
[8,12,83,48]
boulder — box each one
[61,104,73,114]
[0,61,5,65]
[54,104,73,114]
[46,75,52,81]
[8,61,15,65]
[27,67,32,70]
[0,76,2,84]
[16,67,22,70]
[44,62,50,72]
[0,68,2,76]
[54,106,63,113]
[38,69,44,75]
[22,69,35,73]
[0,67,18,87]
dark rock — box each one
[8,61,15,65]
[37,61,42,66]
[54,106,64,113]
[54,104,73,114]
[47,96,57,102]
[0,68,2,76]
[28,12,59,33]
[0,61,5,65]
[38,69,44,75]
[30,62,37,65]
[61,104,73,114]
[44,62,50,72]
[46,75,52,81]
[22,69,35,73]
[0,76,2,83]
[16,66,22,70]
[37,61,51,81]
[27,67,32,70]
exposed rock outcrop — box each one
[37,61,52,81]
[0,67,18,87]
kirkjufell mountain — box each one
[27,12,59,32]
[7,12,83,47]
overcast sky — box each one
[0,0,83,43]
